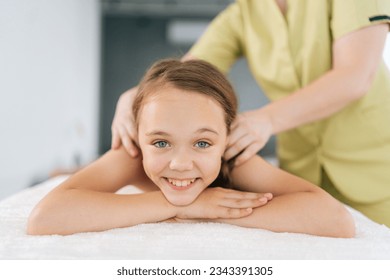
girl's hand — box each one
[224,110,273,166]
[175,187,273,220]
[111,88,139,157]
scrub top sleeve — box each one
[189,3,243,74]
[331,0,390,40]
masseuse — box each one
[111,0,390,226]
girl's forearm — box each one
[216,191,355,238]
[27,189,176,235]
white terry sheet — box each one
[0,176,389,260]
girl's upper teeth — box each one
[168,178,196,187]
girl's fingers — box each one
[220,197,269,209]
[216,190,273,214]
[222,188,272,200]
[216,207,253,219]
[215,194,273,219]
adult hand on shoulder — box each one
[224,110,273,166]
[175,187,273,221]
[111,88,139,157]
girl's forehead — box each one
[145,86,221,108]
[139,89,227,133]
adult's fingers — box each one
[118,126,139,157]
[122,137,138,157]
[224,134,254,161]
[234,141,265,166]
[226,120,246,148]
[111,128,121,150]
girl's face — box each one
[137,85,228,206]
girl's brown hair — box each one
[133,58,238,188]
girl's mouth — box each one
[164,177,198,191]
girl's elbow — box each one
[26,206,46,235]
[335,205,355,238]
[27,188,74,235]
[314,190,355,238]
[27,205,58,236]
[327,200,356,238]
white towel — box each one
[1,176,389,259]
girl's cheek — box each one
[142,151,167,176]
[197,154,222,183]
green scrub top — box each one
[190,0,390,203]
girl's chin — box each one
[164,194,197,206]
[157,177,206,206]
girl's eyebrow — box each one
[145,130,170,137]
[145,127,220,136]
[196,127,220,135]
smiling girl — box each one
[27,59,354,237]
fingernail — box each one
[259,197,267,203]
[246,208,252,212]
[265,193,273,199]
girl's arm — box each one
[215,156,355,238]
[27,147,269,235]
[27,147,175,235]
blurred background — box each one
[1,0,390,201]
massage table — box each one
[1,175,389,259]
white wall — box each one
[0,0,100,200]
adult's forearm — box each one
[27,189,176,235]
[259,67,369,135]
[217,191,355,238]
[258,24,389,135]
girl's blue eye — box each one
[195,141,210,149]
[153,141,169,148]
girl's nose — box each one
[169,152,193,171]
